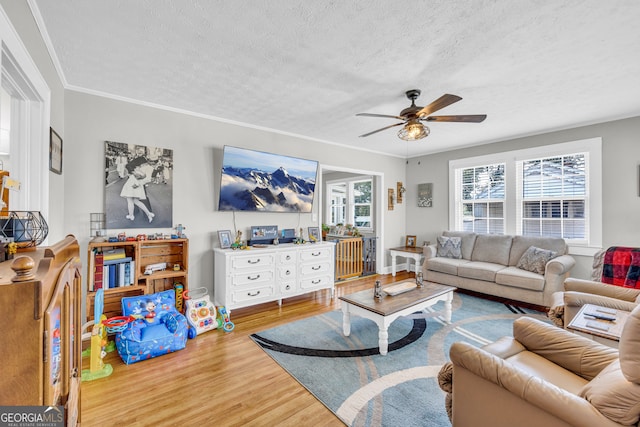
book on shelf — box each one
[93,251,104,291]
[103,247,126,261]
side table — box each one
[566,303,630,348]
[389,246,424,277]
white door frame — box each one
[318,163,384,274]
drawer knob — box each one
[285,285,291,290]
[285,270,291,275]
[247,274,261,280]
[312,265,321,270]
[312,279,321,284]
[312,252,321,256]
[247,290,261,297]
[285,255,291,260]
[247,258,260,264]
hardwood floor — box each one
[80,272,415,427]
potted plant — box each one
[322,223,330,239]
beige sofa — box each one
[423,231,575,307]
[440,311,640,427]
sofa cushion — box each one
[426,257,470,275]
[437,236,462,259]
[516,246,558,275]
[471,234,513,265]
[579,360,640,425]
[508,235,567,266]
[495,266,546,291]
[443,231,477,260]
[458,262,505,282]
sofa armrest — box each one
[546,254,576,276]
[565,277,640,302]
[450,341,622,427]
[547,291,566,327]
[423,244,437,259]
[481,336,526,359]
[564,290,639,311]
[512,317,618,380]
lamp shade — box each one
[398,121,430,141]
[0,211,49,248]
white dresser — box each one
[214,242,335,310]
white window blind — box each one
[456,163,505,234]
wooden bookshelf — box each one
[86,238,188,320]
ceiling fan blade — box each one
[425,114,487,123]
[359,122,405,137]
[416,94,462,118]
[356,112,405,120]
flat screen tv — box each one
[218,146,318,212]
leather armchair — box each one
[442,309,640,427]
[548,278,640,327]
[548,248,640,327]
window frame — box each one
[449,138,602,255]
[325,175,374,232]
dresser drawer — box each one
[278,250,297,264]
[232,285,275,304]
[299,246,332,262]
[300,261,332,277]
[231,270,274,288]
[300,274,333,290]
[230,253,275,271]
[280,281,297,294]
[277,265,296,281]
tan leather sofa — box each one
[441,308,640,427]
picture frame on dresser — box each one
[218,230,232,249]
[308,226,320,241]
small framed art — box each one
[405,235,417,247]
[49,127,63,174]
[308,226,320,242]
[218,230,232,249]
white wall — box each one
[64,91,407,317]
[406,116,640,279]
[0,0,66,241]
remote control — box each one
[586,320,610,331]
[584,312,615,321]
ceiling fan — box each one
[356,89,487,141]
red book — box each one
[94,251,104,290]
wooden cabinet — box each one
[0,235,82,426]
[214,242,335,310]
[86,238,188,320]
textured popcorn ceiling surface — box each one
[31,1,640,157]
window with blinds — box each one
[449,138,601,250]
[518,154,586,240]
[458,164,505,234]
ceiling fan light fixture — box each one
[398,122,429,141]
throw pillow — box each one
[437,236,462,259]
[516,246,557,275]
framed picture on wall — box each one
[218,230,232,249]
[104,141,174,229]
[49,127,63,174]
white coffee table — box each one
[339,281,455,355]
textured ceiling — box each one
[30,0,640,158]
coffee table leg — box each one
[378,326,389,355]
[391,252,397,277]
[342,304,351,336]
[444,292,453,323]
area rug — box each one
[250,292,548,427]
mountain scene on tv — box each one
[219,147,318,212]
